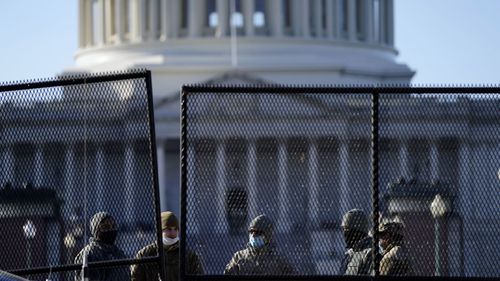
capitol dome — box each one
[68,0,413,96]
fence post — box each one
[371,87,381,277]
[180,86,189,281]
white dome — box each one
[68,0,413,96]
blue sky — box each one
[0,0,499,85]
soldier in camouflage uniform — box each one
[74,212,130,281]
[224,214,295,275]
[339,209,373,275]
[378,220,413,276]
[131,211,203,281]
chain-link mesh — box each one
[181,86,500,280]
[0,71,162,280]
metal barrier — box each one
[0,71,164,280]
[181,86,500,281]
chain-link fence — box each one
[181,86,500,280]
[0,71,163,280]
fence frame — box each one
[180,85,500,281]
[0,70,166,280]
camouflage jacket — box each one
[380,243,413,276]
[339,236,373,275]
[74,240,130,281]
[224,245,295,276]
[130,242,203,281]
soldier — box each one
[74,212,130,281]
[224,214,295,275]
[339,209,373,275]
[378,220,413,276]
[131,211,203,281]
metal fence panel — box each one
[181,86,500,280]
[0,71,163,280]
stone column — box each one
[34,145,44,188]
[157,142,167,211]
[347,0,357,41]
[277,141,291,232]
[149,0,158,40]
[186,145,199,234]
[246,141,258,220]
[386,0,394,45]
[79,0,86,47]
[130,0,142,42]
[188,0,205,37]
[98,0,106,45]
[339,141,351,214]
[326,0,335,39]
[124,144,136,224]
[379,0,386,44]
[115,0,125,43]
[137,0,146,40]
[365,0,374,43]
[399,141,410,179]
[267,0,283,36]
[458,143,474,276]
[243,0,255,36]
[335,0,342,38]
[291,0,301,36]
[313,0,322,37]
[95,147,105,211]
[430,141,439,181]
[301,0,310,38]
[170,0,180,37]
[216,0,229,37]
[160,0,168,40]
[84,0,93,46]
[215,141,228,233]
[63,146,75,218]
[104,0,113,43]
[308,141,319,225]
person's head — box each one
[378,221,404,250]
[248,215,273,249]
[161,211,179,246]
[90,212,118,245]
[341,209,369,248]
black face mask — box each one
[97,230,118,245]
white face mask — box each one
[163,236,179,246]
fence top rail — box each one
[181,85,500,94]
[0,70,149,92]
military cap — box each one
[379,221,404,236]
[161,211,179,230]
[341,209,369,234]
[248,214,274,237]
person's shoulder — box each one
[385,245,408,260]
[233,247,252,259]
[136,242,158,258]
